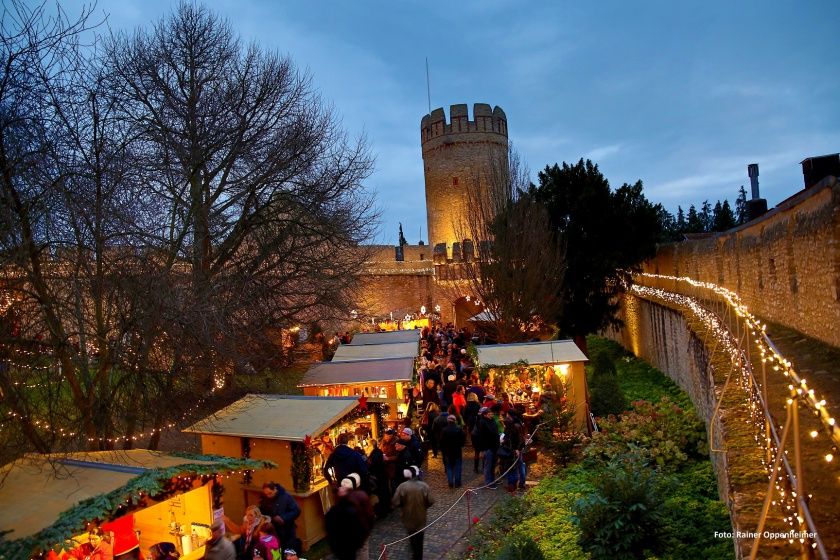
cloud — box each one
[585,143,623,162]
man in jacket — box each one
[473,406,500,487]
[392,466,435,560]
[439,414,466,488]
[259,482,301,554]
[324,432,369,491]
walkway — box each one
[327,453,527,560]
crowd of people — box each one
[313,322,548,560]
[206,323,549,560]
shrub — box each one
[494,534,546,560]
[584,397,707,471]
[589,352,627,417]
[659,462,734,560]
[573,459,668,560]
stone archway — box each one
[452,294,485,328]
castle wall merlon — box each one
[420,103,508,146]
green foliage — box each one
[586,337,689,407]
[588,352,627,418]
[584,397,707,471]
[533,388,582,467]
[659,463,734,560]
[533,160,665,339]
[462,338,732,560]
[494,534,546,560]
[291,441,314,492]
[573,460,668,560]
[233,362,309,394]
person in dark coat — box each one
[367,439,391,517]
[442,373,458,409]
[439,414,466,488]
[472,407,500,487]
[259,482,301,554]
[431,410,450,458]
[393,428,423,487]
[325,475,375,560]
[324,432,370,491]
[419,402,440,457]
[463,392,482,473]
[500,411,524,491]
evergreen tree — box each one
[685,205,704,233]
[700,200,713,232]
[735,186,748,224]
[712,199,737,231]
[676,206,686,234]
[533,160,663,352]
[656,206,680,242]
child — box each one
[252,520,280,559]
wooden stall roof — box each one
[184,395,360,441]
[349,330,420,345]
[299,357,415,387]
[475,339,588,366]
[0,450,219,541]
[333,341,418,361]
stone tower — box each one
[421,103,508,259]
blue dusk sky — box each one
[72,0,839,244]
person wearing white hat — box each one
[325,472,373,560]
[392,466,435,560]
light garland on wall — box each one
[636,273,840,451]
[629,275,835,553]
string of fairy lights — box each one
[0,302,218,445]
[631,273,836,553]
[636,273,840,450]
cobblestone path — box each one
[328,453,525,560]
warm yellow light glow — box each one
[553,364,570,377]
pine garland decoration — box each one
[0,453,274,559]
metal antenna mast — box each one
[425,57,431,114]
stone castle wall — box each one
[645,177,840,348]
[606,294,795,558]
[421,103,508,254]
[356,269,434,320]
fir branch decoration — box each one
[0,454,274,559]
[291,441,314,493]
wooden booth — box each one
[0,450,267,560]
[185,395,380,551]
[475,340,591,431]
[299,356,415,426]
[349,330,420,346]
[332,341,418,362]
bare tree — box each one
[449,146,565,343]
[105,3,377,393]
[0,2,378,461]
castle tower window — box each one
[452,177,459,187]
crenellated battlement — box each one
[420,103,508,147]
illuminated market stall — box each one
[185,395,382,551]
[475,340,591,430]
[0,450,269,560]
[298,357,415,425]
[332,341,418,361]
[349,330,420,345]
